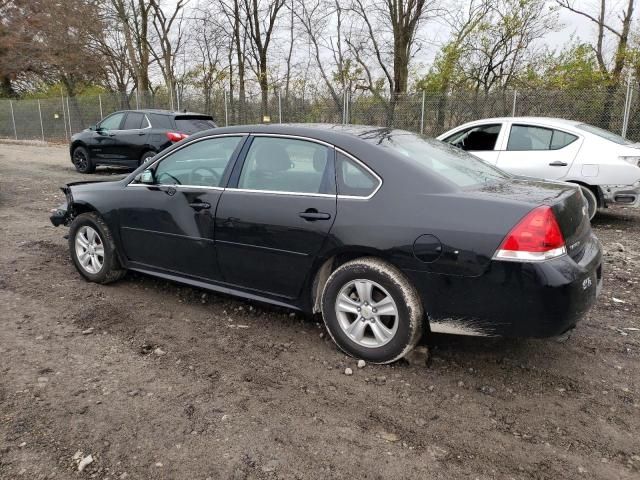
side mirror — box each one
[135,169,155,185]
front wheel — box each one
[69,213,126,284]
[72,146,95,173]
[321,257,424,364]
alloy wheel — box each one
[73,150,88,171]
[334,279,399,348]
[75,226,104,274]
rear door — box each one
[215,135,337,299]
[496,123,582,180]
[441,123,505,164]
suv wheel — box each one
[69,213,125,284]
[140,151,156,166]
[72,146,95,173]
[321,257,424,364]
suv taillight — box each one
[494,206,566,262]
[166,132,189,142]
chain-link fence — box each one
[0,85,638,143]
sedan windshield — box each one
[378,132,510,187]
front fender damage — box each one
[49,186,74,227]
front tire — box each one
[69,213,125,284]
[321,257,424,364]
[72,146,95,174]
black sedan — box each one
[51,124,603,363]
[70,109,216,173]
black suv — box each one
[69,109,217,173]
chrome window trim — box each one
[224,188,335,199]
[335,147,383,200]
[126,133,247,188]
[127,183,225,191]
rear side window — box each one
[175,117,217,134]
[336,152,379,197]
[444,124,501,151]
[123,112,145,130]
[508,125,577,151]
[148,113,173,129]
[238,137,333,194]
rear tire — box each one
[579,185,598,221]
[69,212,126,284]
[72,146,95,174]
[139,150,156,166]
[321,257,423,364]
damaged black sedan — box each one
[51,124,603,363]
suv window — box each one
[336,152,379,197]
[123,112,145,130]
[507,125,578,151]
[175,116,217,134]
[99,112,125,130]
[444,124,501,151]
[148,113,173,129]
[238,137,333,194]
[151,136,242,187]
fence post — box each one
[60,89,68,141]
[66,96,72,136]
[224,90,229,126]
[278,91,282,123]
[342,91,346,124]
[176,88,180,112]
[38,100,45,141]
[512,90,518,117]
[621,73,633,139]
[135,90,140,110]
[98,94,103,119]
[9,100,17,140]
[420,91,425,134]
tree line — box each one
[0,0,637,128]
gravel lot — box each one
[1,142,639,480]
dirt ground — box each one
[0,141,638,480]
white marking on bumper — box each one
[430,319,490,337]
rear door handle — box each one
[189,201,211,211]
[549,161,568,167]
[299,210,331,221]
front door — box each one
[496,123,582,180]
[215,135,337,299]
[118,135,245,281]
[90,112,126,161]
[441,123,505,164]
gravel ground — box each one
[0,142,639,480]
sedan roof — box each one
[462,116,583,128]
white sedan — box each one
[437,117,640,219]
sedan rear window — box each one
[576,123,633,145]
[382,133,510,188]
[175,116,217,134]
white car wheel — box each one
[580,186,598,221]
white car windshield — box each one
[577,123,633,145]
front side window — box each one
[507,125,578,151]
[238,137,334,194]
[151,136,242,187]
[99,112,125,131]
[444,124,502,151]
[336,152,379,197]
[123,112,145,130]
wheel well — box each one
[310,251,386,313]
[566,181,603,208]
[70,141,87,154]
[70,202,98,217]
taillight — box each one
[494,206,566,262]
[166,132,189,142]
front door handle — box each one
[189,201,211,211]
[299,209,331,221]
[549,161,568,167]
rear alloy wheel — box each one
[139,151,156,166]
[72,146,95,174]
[69,213,125,284]
[321,257,423,364]
[579,185,598,221]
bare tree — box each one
[243,0,287,116]
[556,0,636,127]
[219,0,249,122]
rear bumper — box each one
[601,181,640,207]
[406,235,603,338]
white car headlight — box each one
[620,156,640,168]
